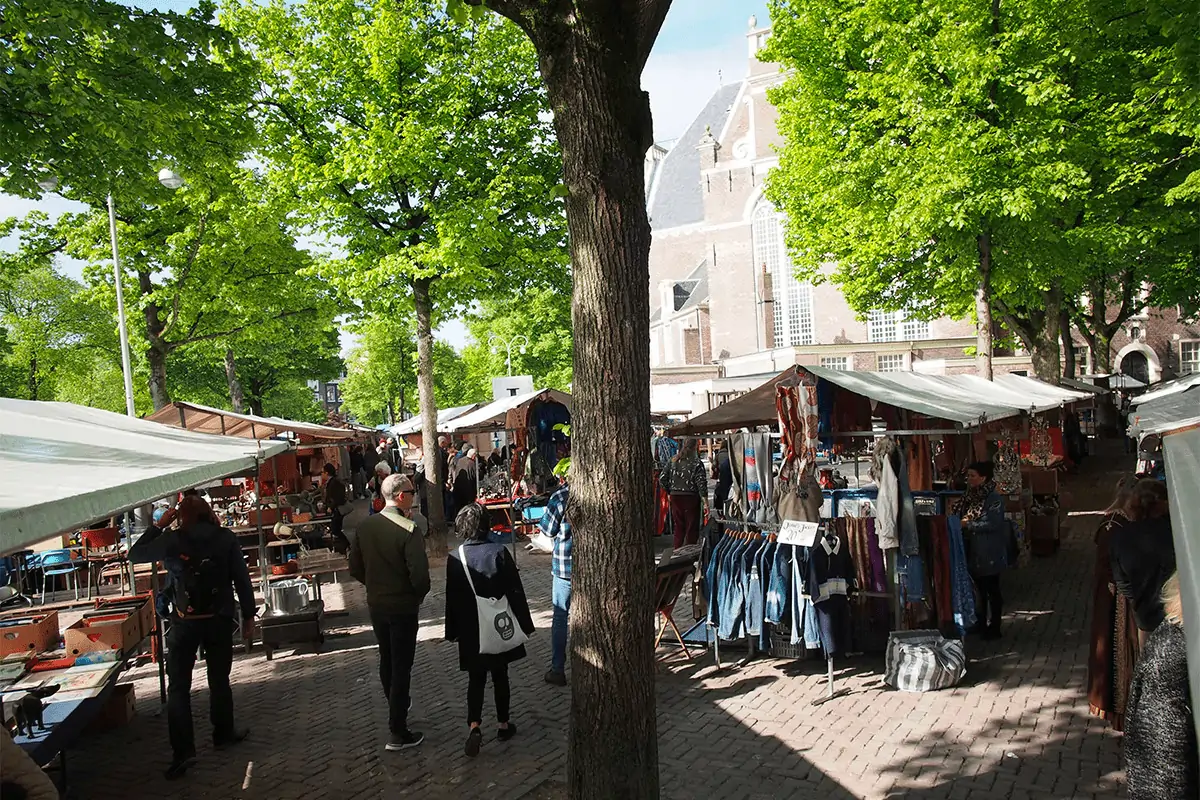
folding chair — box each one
[653,560,696,660]
[39,549,79,603]
[80,527,127,599]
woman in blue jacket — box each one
[954,461,1009,639]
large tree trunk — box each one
[975,232,995,380]
[147,346,170,410]
[529,21,659,800]
[1060,308,1076,379]
[413,276,446,552]
[224,348,245,413]
[1025,288,1064,383]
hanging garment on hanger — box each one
[894,447,921,556]
[727,434,747,521]
[865,518,887,594]
[872,437,902,549]
[946,516,978,635]
[740,432,774,524]
[765,543,791,626]
[907,436,933,492]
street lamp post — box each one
[38,169,184,418]
[488,333,529,377]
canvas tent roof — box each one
[446,389,571,434]
[148,401,359,443]
[1059,377,1109,395]
[1129,386,1200,439]
[390,404,480,436]
[670,367,1091,436]
[0,399,289,554]
[1133,373,1200,408]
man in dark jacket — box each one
[129,494,256,780]
[349,473,431,751]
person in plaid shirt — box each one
[541,479,571,686]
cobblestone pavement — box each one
[66,457,1130,800]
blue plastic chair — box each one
[39,549,78,604]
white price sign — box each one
[777,520,820,547]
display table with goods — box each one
[0,596,154,789]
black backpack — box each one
[169,530,228,618]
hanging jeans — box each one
[718,539,750,641]
[765,544,790,626]
[946,516,978,634]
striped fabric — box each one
[884,630,967,692]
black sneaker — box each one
[214,728,250,750]
[497,723,517,742]
[465,726,483,757]
[385,730,424,751]
[164,753,196,781]
[544,669,567,686]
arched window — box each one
[752,201,813,346]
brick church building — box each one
[646,20,1199,415]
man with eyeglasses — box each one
[349,473,430,752]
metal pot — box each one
[265,578,310,616]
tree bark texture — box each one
[413,276,447,552]
[517,13,660,800]
[1002,287,1063,383]
[975,232,995,380]
[27,355,38,401]
[225,348,245,413]
[1059,308,1076,379]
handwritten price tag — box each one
[777,520,820,547]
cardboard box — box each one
[95,595,154,639]
[86,683,136,732]
[0,611,60,658]
[64,613,140,656]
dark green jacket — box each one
[349,508,430,615]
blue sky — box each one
[1,0,771,349]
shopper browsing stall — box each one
[445,503,534,757]
[541,478,571,686]
[349,474,430,752]
[128,494,256,780]
[664,438,708,548]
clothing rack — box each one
[703,518,865,703]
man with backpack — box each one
[129,493,257,780]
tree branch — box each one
[165,307,318,350]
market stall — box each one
[663,366,1090,688]
[1128,382,1200,748]
[389,403,481,464]
[0,399,289,784]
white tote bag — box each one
[458,546,529,655]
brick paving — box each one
[63,456,1130,799]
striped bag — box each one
[883,630,967,692]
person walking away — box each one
[349,446,367,499]
[368,461,392,515]
[1111,479,1175,645]
[445,503,534,757]
[541,478,572,686]
[665,438,708,548]
[129,495,256,780]
[349,474,430,751]
[323,463,349,550]
[1125,572,1198,799]
[451,448,480,511]
[1088,478,1140,730]
[953,461,1009,640]
[712,440,733,516]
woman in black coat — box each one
[445,503,535,757]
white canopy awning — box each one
[1133,373,1200,407]
[0,399,289,554]
[446,389,571,434]
[148,401,360,443]
[390,404,480,436]
[670,366,1090,436]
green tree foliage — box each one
[54,171,339,409]
[0,0,252,203]
[229,0,567,539]
[461,286,573,392]
[763,0,1198,380]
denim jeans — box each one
[551,575,572,673]
[717,539,748,640]
[765,544,789,625]
[706,536,729,629]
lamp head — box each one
[157,168,184,190]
